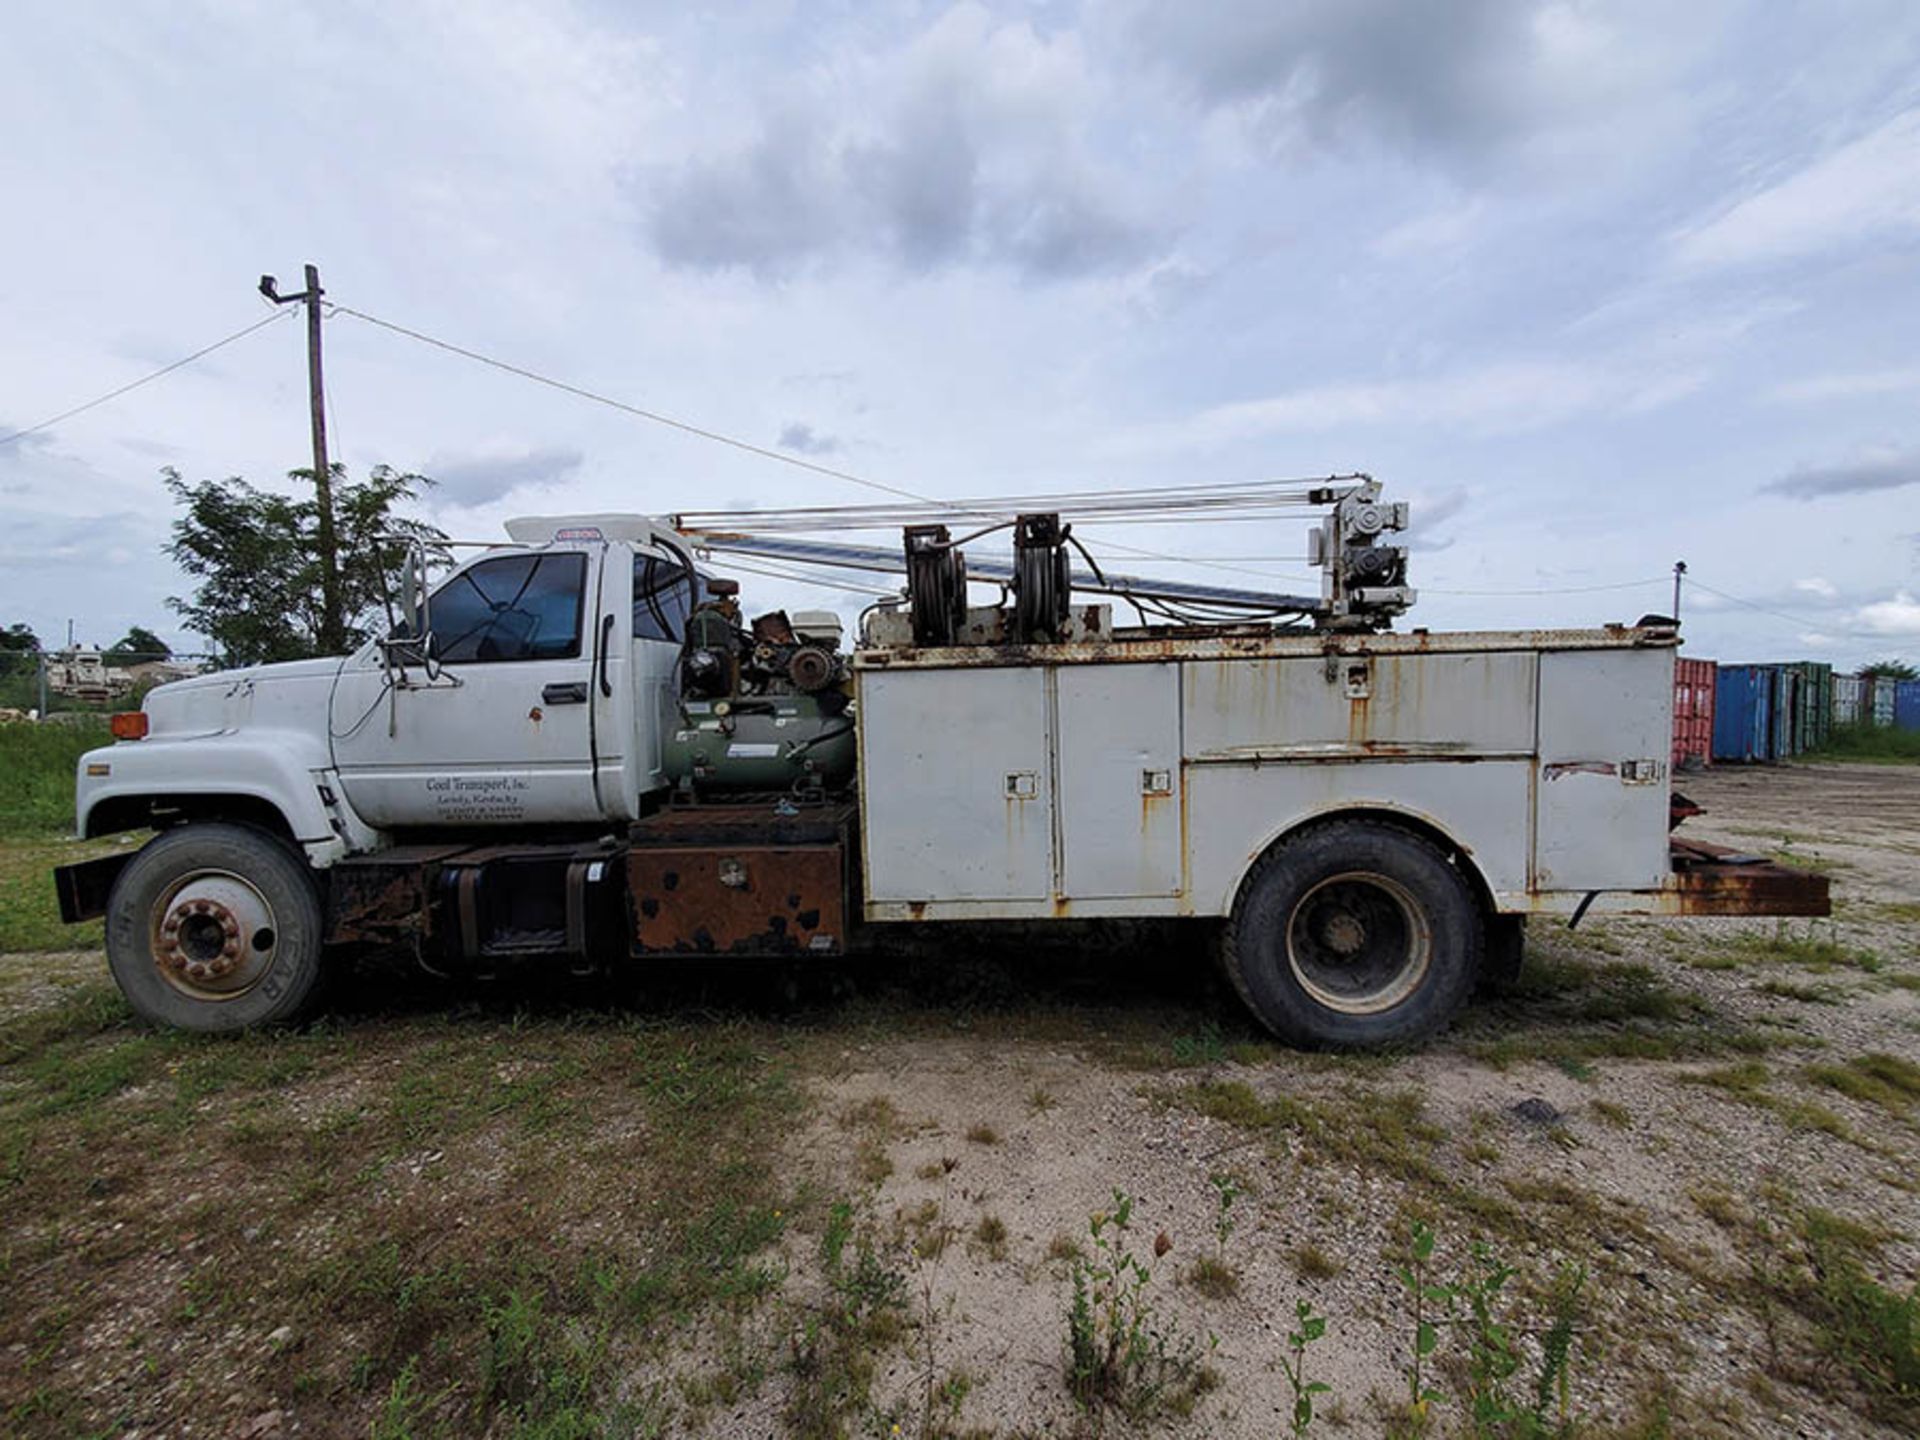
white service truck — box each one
[55,480,1825,1047]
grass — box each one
[1459,947,1784,1070]
[0,986,812,1438]
[0,720,126,955]
[1719,929,1882,974]
[0,836,125,954]
[1807,723,1920,764]
[1755,978,1842,1005]
[0,719,110,838]
[1805,1053,1920,1117]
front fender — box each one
[76,731,339,843]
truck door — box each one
[330,546,607,827]
[587,548,700,820]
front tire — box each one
[1222,820,1481,1048]
[105,823,325,1032]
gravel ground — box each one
[3,762,1915,1438]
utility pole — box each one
[1672,560,1687,623]
[259,264,344,654]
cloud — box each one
[1762,448,1920,499]
[1671,107,1920,270]
[642,5,1164,279]
[1852,591,1920,636]
[1406,486,1470,551]
[427,445,584,505]
[1794,577,1838,600]
[1768,367,1920,404]
[1146,359,1700,448]
[777,422,842,457]
[1114,0,1698,165]
[0,426,55,461]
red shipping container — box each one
[1672,657,1716,770]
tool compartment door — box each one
[1056,663,1182,898]
[860,667,1053,902]
[1534,648,1673,890]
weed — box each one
[1027,1085,1056,1114]
[1278,1297,1332,1436]
[1171,1021,1229,1066]
[1589,1099,1631,1129]
[1293,1243,1344,1282]
[1188,1254,1240,1299]
[964,1121,999,1145]
[788,1198,908,1438]
[974,1214,1008,1261]
[1395,1222,1588,1438]
[1207,1169,1241,1256]
[1064,1189,1207,1425]
[1396,1220,1444,1418]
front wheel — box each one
[1221,820,1481,1048]
[105,822,326,1032]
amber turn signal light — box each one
[109,712,149,740]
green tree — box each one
[1860,659,1917,681]
[165,465,447,666]
[104,626,171,663]
[0,623,40,678]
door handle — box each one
[542,682,589,705]
[597,614,614,697]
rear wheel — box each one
[1222,820,1481,1048]
[106,822,325,1032]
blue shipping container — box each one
[1714,665,1774,762]
[1897,680,1920,732]
[1772,666,1797,758]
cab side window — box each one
[430,552,587,664]
[633,555,701,643]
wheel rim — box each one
[1285,871,1432,1015]
[148,869,281,1002]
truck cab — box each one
[327,517,700,831]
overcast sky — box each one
[3,0,1917,667]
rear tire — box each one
[105,822,326,1032]
[1222,820,1481,1049]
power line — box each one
[331,304,933,506]
[1422,577,1669,597]
[1684,578,1900,643]
[0,310,294,449]
[328,302,1320,590]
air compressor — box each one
[661,580,857,797]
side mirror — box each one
[401,545,429,640]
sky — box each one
[2,0,1917,668]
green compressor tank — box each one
[663,693,857,796]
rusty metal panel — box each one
[1182,651,1537,759]
[1534,648,1672,891]
[325,843,473,944]
[854,624,1677,672]
[628,843,847,954]
[1668,839,1830,917]
[859,666,1053,902]
[1055,662,1181,898]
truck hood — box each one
[144,655,347,739]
